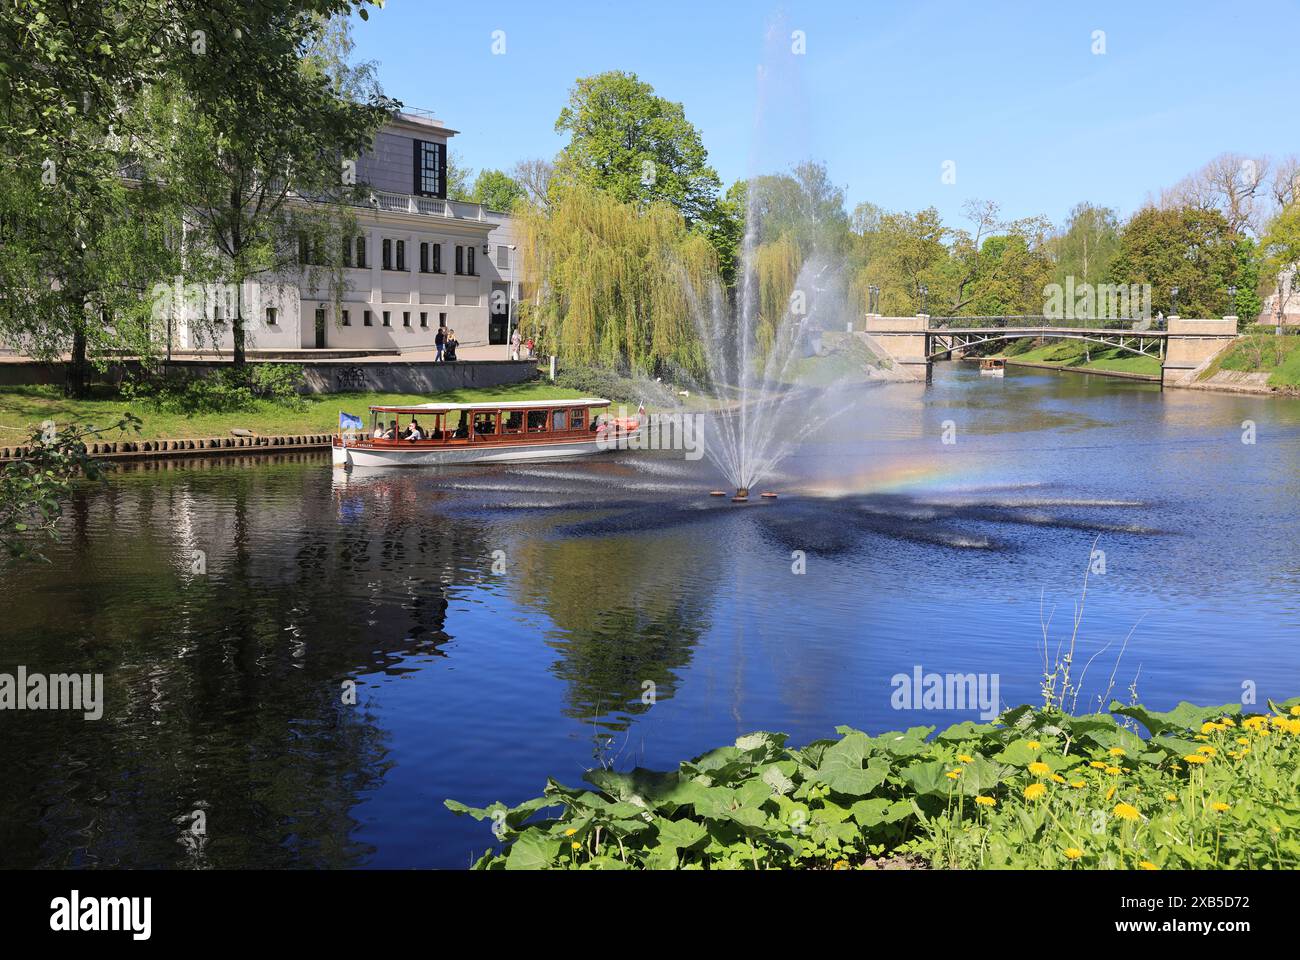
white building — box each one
[174,110,523,354]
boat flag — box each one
[339,411,364,431]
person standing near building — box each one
[510,328,521,361]
[444,330,458,362]
[435,327,445,362]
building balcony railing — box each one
[366,191,487,222]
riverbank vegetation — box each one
[1198,332,1300,389]
[0,382,586,443]
[446,697,1300,870]
[999,338,1162,378]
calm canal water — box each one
[2,363,1299,868]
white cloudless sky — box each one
[351,0,1299,227]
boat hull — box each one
[333,434,635,468]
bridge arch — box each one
[924,331,1162,361]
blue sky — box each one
[351,0,1297,228]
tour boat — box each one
[979,358,1006,377]
[331,397,641,467]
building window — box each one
[467,246,476,276]
[382,238,392,271]
[414,139,446,198]
[343,237,352,267]
[439,312,447,328]
[403,311,411,328]
[363,310,372,327]
[454,245,463,275]
[342,309,350,326]
[432,243,442,274]
[382,310,391,327]
[396,240,406,271]
[419,242,429,273]
[420,312,428,328]
[497,245,510,269]
[265,307,278,325]
[356,238,367,269]
[298,233,310,265]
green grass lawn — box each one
[1000,338,1161,378]
[1199,333,1300,388]
[0,381,589,442]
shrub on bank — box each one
[121,364,306,414]
[446,698,1300,869]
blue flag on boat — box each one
[339,411,364,431]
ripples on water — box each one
[2,365,1300,867]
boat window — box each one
[502,411,523,434]
[473,412,498,436]
[450,411,470,439]
[570,409,585,430]
[552,410,568,431]
[527,410,548,432]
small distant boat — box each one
[332,397,641,468]
[979,358,1006,378]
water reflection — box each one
[2,366,1300,867]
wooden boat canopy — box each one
[368,397,610,414]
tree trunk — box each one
[233,280,246,368]
[64,301,88,399]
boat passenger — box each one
[383,419,397,440]
[453,416,469,439]
[406,419,424,441]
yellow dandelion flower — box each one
[833,860,850,870]
[957,754,974,764]
[1105,785,1116,801]
[1244,716,1266,730]
[1105,766,1122,776]
[945,770,961,780]
[1089,761,1107,769]
[1070,780,1086,789]
[1050,774,1066,784]
[1184,754,1208,765]
[1028,761,1051,776]
[571,841,581,850]
[1291,706,1300,717]
[1236,737,1250,745]
[564,828,578,836]
[1139,861,1159,871]
[1197,745,1217,756]
[1200,721,1220,735]
[1165,792,1178,802]
[1023,783,1047,800]
[1113,803,1141,821]
[1027,740,1041,749]
[1211,802,1230,813]
[1220,717,1236,727]
[1064,847,1083,860]
[974,795,996,807]
[1109,747,1126,757]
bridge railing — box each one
[926,315,1165,331]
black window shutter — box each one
[413,138,422,195]
[435,142,446,199]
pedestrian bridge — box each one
[861,314,1239,386]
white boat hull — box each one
[332,434,636,468]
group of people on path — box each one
[434,328,458,362]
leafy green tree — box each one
[158,4,396,366]
[1108,206,1240,317]
[470,169,526,212]
[553,71,722,226]
[1258,202,1300,325]
[948,201,1052,315]
[746,161,850,256]
[698,179,747,291]
[853,207,949,315]
[1051,203,1121,287]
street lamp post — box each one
[506,244,517,358]
[919,283,928,316]
[1170,286,1179,317]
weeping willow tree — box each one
[519,185,717,377]
[748,234,802,363]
